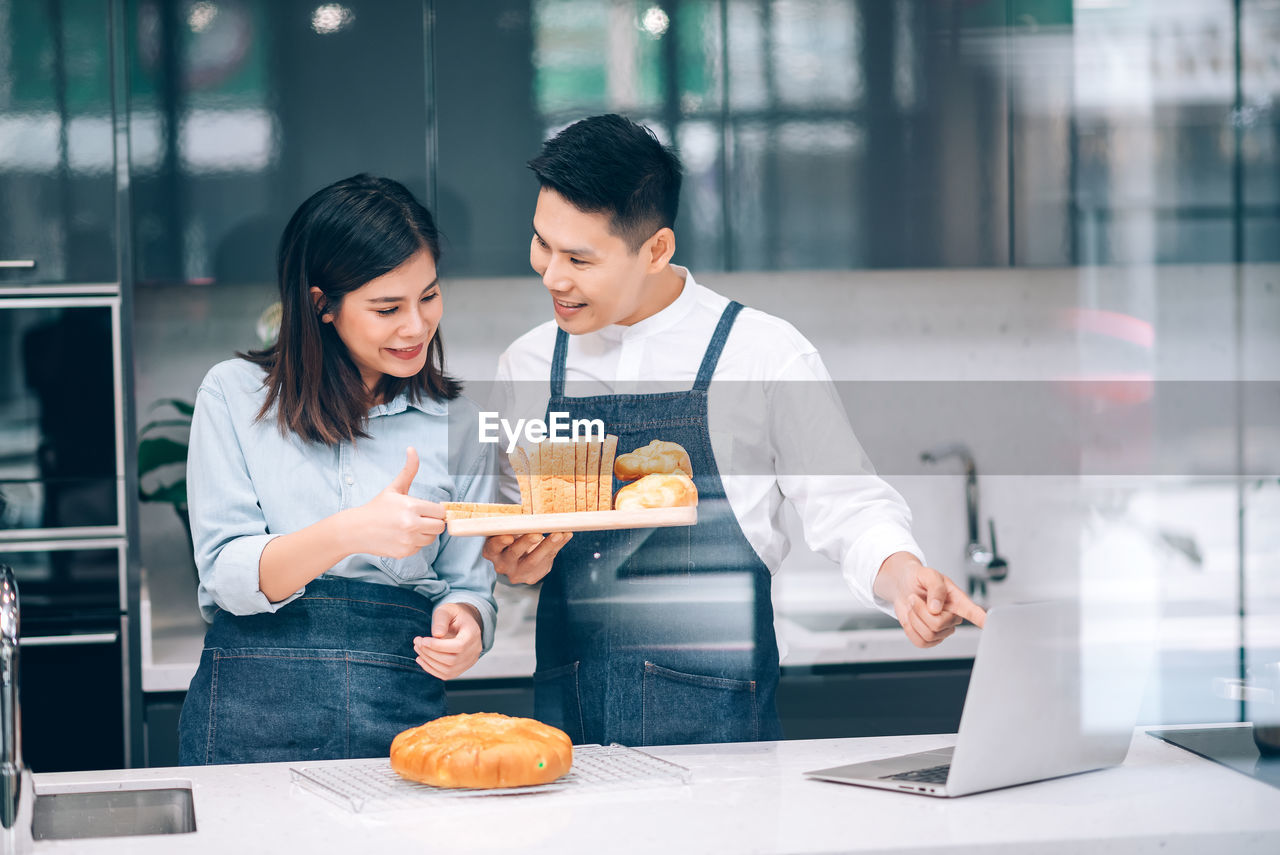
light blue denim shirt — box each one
[186,358,498,652]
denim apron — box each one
[178,577,446,765]
[534,301,782,747]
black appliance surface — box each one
[0,546,127,772]
[1147,725,1280,790]
[19,611,127,773]
[0,303,119,533]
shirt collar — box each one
[597,265,700,343]
[368,387,447,418]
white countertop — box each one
[23,725,1280,854]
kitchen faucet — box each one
[920,444,1008,604]
[1,565,32,853]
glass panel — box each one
[1074,0,1236,265]
[128,0,430,287]
[770,0,861,109]
[1243,0,1280,261]
[0,544,123,617]
[677,0,723,115]
[726,0,767,111]
[436,0,1043,272]
[0,304,119,532]
[533,0,668,119]
[773,119,863,268]
[1244,479,1279,685]
[0,0,117,284]
[677,118,726,271]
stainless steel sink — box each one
[31,782,195,840]
[786,612,903,633]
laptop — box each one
[804,600,1148,797]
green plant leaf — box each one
[149,398,195,416]
[138,436,188,477]
[139,480,187,506]
[138,417,192,438]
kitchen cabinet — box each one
[0,0,137,771]
[445,679,537,721]
[20,615,127,773]
[777,660,973,740]
[446,663,974,741]
[0,300,121,535]
[142,692,185,768]
[0,0,117,286]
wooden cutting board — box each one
[445,505,697,537]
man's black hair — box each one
[528,114,683,252]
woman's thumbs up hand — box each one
[347,447,446,558]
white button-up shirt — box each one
[187,358,498,649]
[493,267,924,611]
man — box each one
[484,114,984,747]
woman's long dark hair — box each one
[242,174,461,445]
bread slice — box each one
[551,441,575,512]
[508,446,533,514]
[598,434,618,511]
[574,440,588,511]
[585,440,601,512]
[443,502,526,521]
[532,440,552,514]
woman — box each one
[178,175,496,765]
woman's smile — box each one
[386,342,425,360]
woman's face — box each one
[315,249,442,392]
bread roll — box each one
[613,471,698,511]
[614,440,693,482]
[390,713,573,789]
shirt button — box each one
[344,475,354,485]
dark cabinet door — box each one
[20,616,127,773]
[0,0,117,286]
[778,661,974,740]
[3,544,128,773]
[0,300,121,534]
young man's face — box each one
[530,188,662,334]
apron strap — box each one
[550,300,744,396]
[693,301,744,391]
[550,327,570,397]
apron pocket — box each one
[533,661,585,745]
[207,647,349,764]
[344,651,446,758]
[203,647,434,765]
[641,661,759,746]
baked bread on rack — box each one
[390,712,573,789]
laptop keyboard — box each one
[882,763,951,784]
